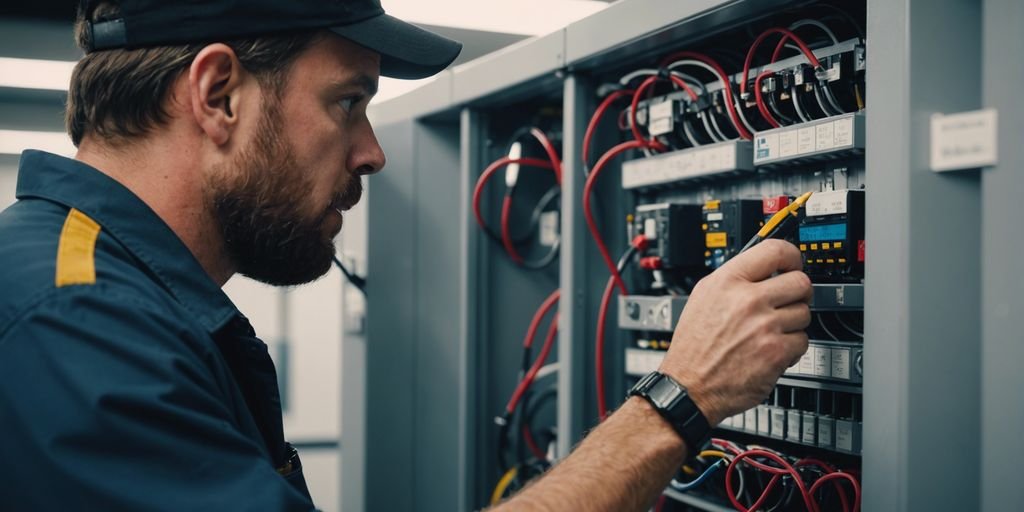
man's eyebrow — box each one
[331,74,378,97]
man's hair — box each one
[66,1,322,146]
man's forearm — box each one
[490,396,687,512]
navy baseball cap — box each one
[81,0,463,80]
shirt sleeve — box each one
[0,286,316,511]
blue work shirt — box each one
[0,151,316,510]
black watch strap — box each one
[628,371,711,451]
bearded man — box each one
[0,1,812,510]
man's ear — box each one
[188,43,244,146]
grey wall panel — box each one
[412,120,463,511]
[457,108,485,512]
[864,0,981,510]
[450,31,565,106]
[981,0,1024,509]
[564,0,792,70]
[365,118,465,512]
[365,120,418,512]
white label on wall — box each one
[779,129,799,158]
[815,122,836,151]
[706,212,724,221]
[833,117,854,147]
[797,126,816,154]
[930,108,998,172]
[539,211,559,247]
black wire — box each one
[766,86,795,125]
[617,245,638,274]
[332,256,366,296]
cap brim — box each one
[330,14,463,80]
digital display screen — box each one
[799,223,847,242]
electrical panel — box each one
[592,3,868,509]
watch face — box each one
[648,375,685,408]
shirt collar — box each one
[15,150,243,334]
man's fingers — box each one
[757,270,813,308]
[723,239,803,283]
[775,301,812,333]
[774,332,810,372]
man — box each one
[0,1,811,510]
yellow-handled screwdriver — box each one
[739,191,814,254]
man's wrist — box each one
[624,396,689,453]
[657,366,723,426]
[629,371,712,452]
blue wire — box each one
[669,459,726,492]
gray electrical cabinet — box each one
[344,0,1024,510]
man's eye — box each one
[339,95,363,113]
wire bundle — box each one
[473,128,563,268]
[709,439,861,512]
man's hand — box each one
[660,239,812,425]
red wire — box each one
[505,315,559,414]
[753,70,782,128]
[522,290,560,351]
[741,27,822,98]
[521,425,547,461]
[529,128,563,185]
[725,449,817,512]
[499,196,524,265]
[472,156,554,261]
[583,89,635,171]
[658,51,753,140]
[583,140,649,295]
[595,275,617,421]
[797,459,853,512]
[654,494,667,512]
[808,472,861,512]
[628,75,697,147]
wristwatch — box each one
[628,371,711,451]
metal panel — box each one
[564,0,793,69]
[364,118,466,511]
[457,108,486,512]
[412,120,463,511]
[557,74,593,457]
[981,0,1024,509]
[367,71,453,127]
[450,30,565,106]
[863,0,981,510]
[364,120,418,512]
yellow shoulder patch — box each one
[55,208,101,288]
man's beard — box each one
[207,100,350,286]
